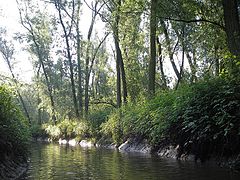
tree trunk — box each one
[76,0,83,117]
[148,0,157,96]
[157,37,167,89]
[115,37,127,104]
[84,3,98,117]
[113,0,127,107]
[160,20,181,81]
[186,51,197,83]
[55,1,79,118]
[18,0,56,123]
[175,35,185,90]
[114,36,122,108]
[37,93,42,125]
[214,46,220,76]
[222,0,240,57]
[33,49,57,124]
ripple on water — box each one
[20,143,240,180]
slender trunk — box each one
[148,0,157,96]
[214,46,220,76]
[17,1,56,123]
[114,36,122,108]
[160,20,181,80]
[91,69,95,98]
[85,53,90,116]
[84,2,99,116]
[76,0,83,117]
[175,26,185,89]
[4,58,31,125]
[41,58,57,123]
[157,37,167,89]
[175,39,185,90]
[37,94,42,125]
[77,30,83,117]
[116,38,127,104]
[0,38,31,124]
[56,1,79,118]
[114,0,127,106]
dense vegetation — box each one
[0,86,30,161]
[102,77,240,159]
[0,0,240,165]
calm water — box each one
[20,143,240,180]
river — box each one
[20,143,240,180]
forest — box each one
[0,0,240,176]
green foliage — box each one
[101,87,192,145]
[101,77,240,157]
[30,123,47,139]
[0,85,30,158]
[178,78,240,147]
[43,119,91,140]
[88,106,113,137]
[101,110,123,144]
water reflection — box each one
[21,143,240,180]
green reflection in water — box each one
[22,143,240,180]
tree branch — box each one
[90,100,117,108]
[160,16,225,30]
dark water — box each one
[21,143,240,180]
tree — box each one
[76,0,83,117]
[17,0,57,123]
[84,1,99,116]
[148,0,157,96]
[222,0,240,58]
[0,30,31,125]
[54,0,80,118]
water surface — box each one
[21,143,240,180]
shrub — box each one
[176,78,240,156]
[88,106,113,138]
[101,77,240,159]
[43,119,91,140]
[0,85,30,158]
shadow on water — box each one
[20,143,240,180]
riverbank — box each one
[32,135,240,173]
[37,77,240,172]
[0,86,30,180]
[21,143,240,180]
[98,137,240,172]
[0,155,28,180]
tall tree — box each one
[17,0,57,123]
[84,1,99,116]
[0,33,31,125]
[222,0,240,58]
[113,0,128,106]
[76,0,83,117]
[148,0,157,96]
[54,0,79,118]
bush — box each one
[43,119,91,141]
[30,123,47,139]
[101,110,123,144]
[101,77,240,158]
[88,106,113,138]
[174,78,240,157]
[0,85,30,158]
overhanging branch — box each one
[159,16,225,30]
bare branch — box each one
[88,32,110,79]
